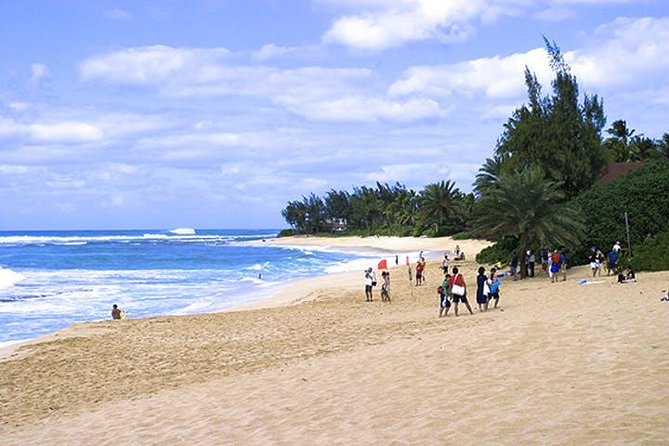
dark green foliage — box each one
[495,40,607,198]
[451,231,473,240]
[603,120,663,162]
[277,228,296,238]
[476,236,518,265]
[280,180,468,236]
[473,168,585,276]
[571,159,669,263]
[629,229,669,272]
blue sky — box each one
[1,0,667,230]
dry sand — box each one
[1,236,668,445]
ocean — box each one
[0,229,388,345]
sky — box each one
[1,0,668,230]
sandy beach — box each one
[1,235,669,445]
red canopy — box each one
[378,259,388,270]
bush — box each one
[629,230,669,272]
[476,236,518,265]
[571,159,669,264]
[451,231,473,240]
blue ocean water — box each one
[0,229,384,344]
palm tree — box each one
[474,168,584,278]
[473,153,510,197]
[419,180,462,235]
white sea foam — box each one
[246,262,271,271]
[0,267,25,290]
[0,233,234,246]
[169,228,196,235]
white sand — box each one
[1,236,668,445]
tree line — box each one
[281,39,669,273]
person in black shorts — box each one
[448,266,473,316]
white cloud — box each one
[322,0,488,50]
[288,96,443,122]
[390,48,551,99]
[388,17,669,100]
[80,45,230,84]
[105,9,133,21]
[79,45,443,123]
[252,44,297,61]
[30,122,103,142]
[320,0,638,50]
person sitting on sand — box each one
[448,266,473,316]
[380,271,391,303]
[111,304,125,320]
[617,267,636,284]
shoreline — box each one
[0,235,486,361]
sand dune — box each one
[1,237,668,445]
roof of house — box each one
[595,162,645,186]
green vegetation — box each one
[279,39,669,272]
[473,168,584,276]
[629,229,669,272]
[570,159,669,263]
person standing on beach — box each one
[449,266,473,316]
[550,249,561,283]
[441,254,449,273]
[415,258,426,286]
[528,250,536,277]
[476,266,489,312]
[488,267,501,309]
[364,268,374,302]
[559,250,568,282]
[381,271,391,303]
[438,276,451,317]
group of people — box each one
[364,267,391,302]
[589,241,624,277]
[437,265,501,317]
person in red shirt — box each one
[448,266,473,316]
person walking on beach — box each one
[559,250,568,282]
[380,271,391,303]
[364,268,374,302]
[438,275,451,317]
[488,267,501,309]
[449,266,473,316]
[476,266,489,312]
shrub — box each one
[570,159,669,264]
[629,230,669,272]
[451,232,473,240]
[476,236,518,265]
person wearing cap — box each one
[364,268,374,302]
